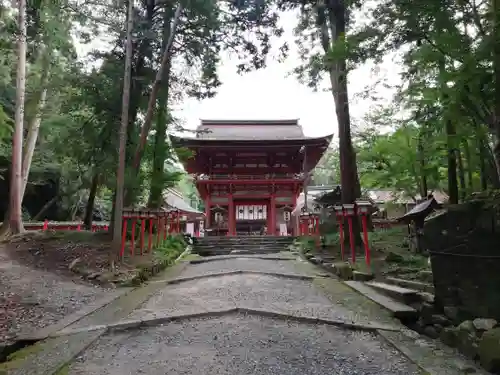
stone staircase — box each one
[192,236,296,256]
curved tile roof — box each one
[195,119,305,140]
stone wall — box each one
[423,202,500,321]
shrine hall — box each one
[170,119,332,236]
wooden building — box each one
[170,120,332,236]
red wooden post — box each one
[361,215,370,266]
[120,217,128,257]
[157,216,162,246]
[344,204,356,264]
[356,201,372,267]
[43,219,48,231]
[130,218,136,256]
[314,215,320,246]
[148,217,153,251]
[334,206,345,260]
[140,217,146,255]
[176,211,180,233]
[164,213,168,239]
[77,224,81,231]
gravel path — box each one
[178,258,315,278]
[131,273,360,323]
[0,250,109,346]
[68,314,421,375]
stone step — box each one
[194,243,292,246]
[195,236,295,240]
[194,245,288,251]
[365,281,420,305]
[194,241,290,246]
[344,281,418,320]
[385,277,434,294]
[194,248,285,256]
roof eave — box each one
[170,133,334,146]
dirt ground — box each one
[0,231,142,351]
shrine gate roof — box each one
[195,119,305,140]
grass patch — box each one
[0,342,45,373]
[124,234,188,286]
[183,253,201,261]
[54,364,69,375]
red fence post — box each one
[130,217,136,256]
[140,217,146,255]
[148,216,153,252]
[344,204,356,264]
[167,213,171,235]
[334,206,345,261]
[177,211,180,233]
[43,219,48,231]
[156,215,162,246]
[356,201,372,267]
[120,217,128,258]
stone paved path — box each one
[66,255,421,375]
[6,253,488,375]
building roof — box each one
[365,189,449,204]
[292,187,332,215]
[195,119,305,141]
[162,188,203,216]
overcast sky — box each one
[77,9,402,139]
[173,12,401,138]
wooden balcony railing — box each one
[196,173,303,181]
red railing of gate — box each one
[300,202,373,267]
[120,209,181,258]
[26,220,109,232]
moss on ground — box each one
[0,342,46,372]
[183,253,202,261]
[313,277,398,326]
[301,227,430,279]
[54,363,69,375]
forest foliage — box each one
[1,0,500,237]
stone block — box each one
[478,327,500,373]
[417,270,433,283]
[430,314,451,327]
[352,271,374,282]
[423,325,439,339]
[473,318,498,332]
[440,326,458,347]
[443,306,460,324]
[332,263,353,280]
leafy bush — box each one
[295,236,316,253]
[155,234,187,263]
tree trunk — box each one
[33,195,59,221]
[148,8,174,208]
[486,140,500,188]
[323,2,361,204]
[111,0,134,261]
[131,4,182,173]
[462,139,474,193]
[7,0,27,235]
[21,45,50,200]
[456,148,467,201]
[476,125,489,190]
[493,0,500,182]
[446,120,459,204]
[21,88,47,200]
[124,0,155,168]
[417,130,428,198]
[83,173,99,229]
[318,1,362,247]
